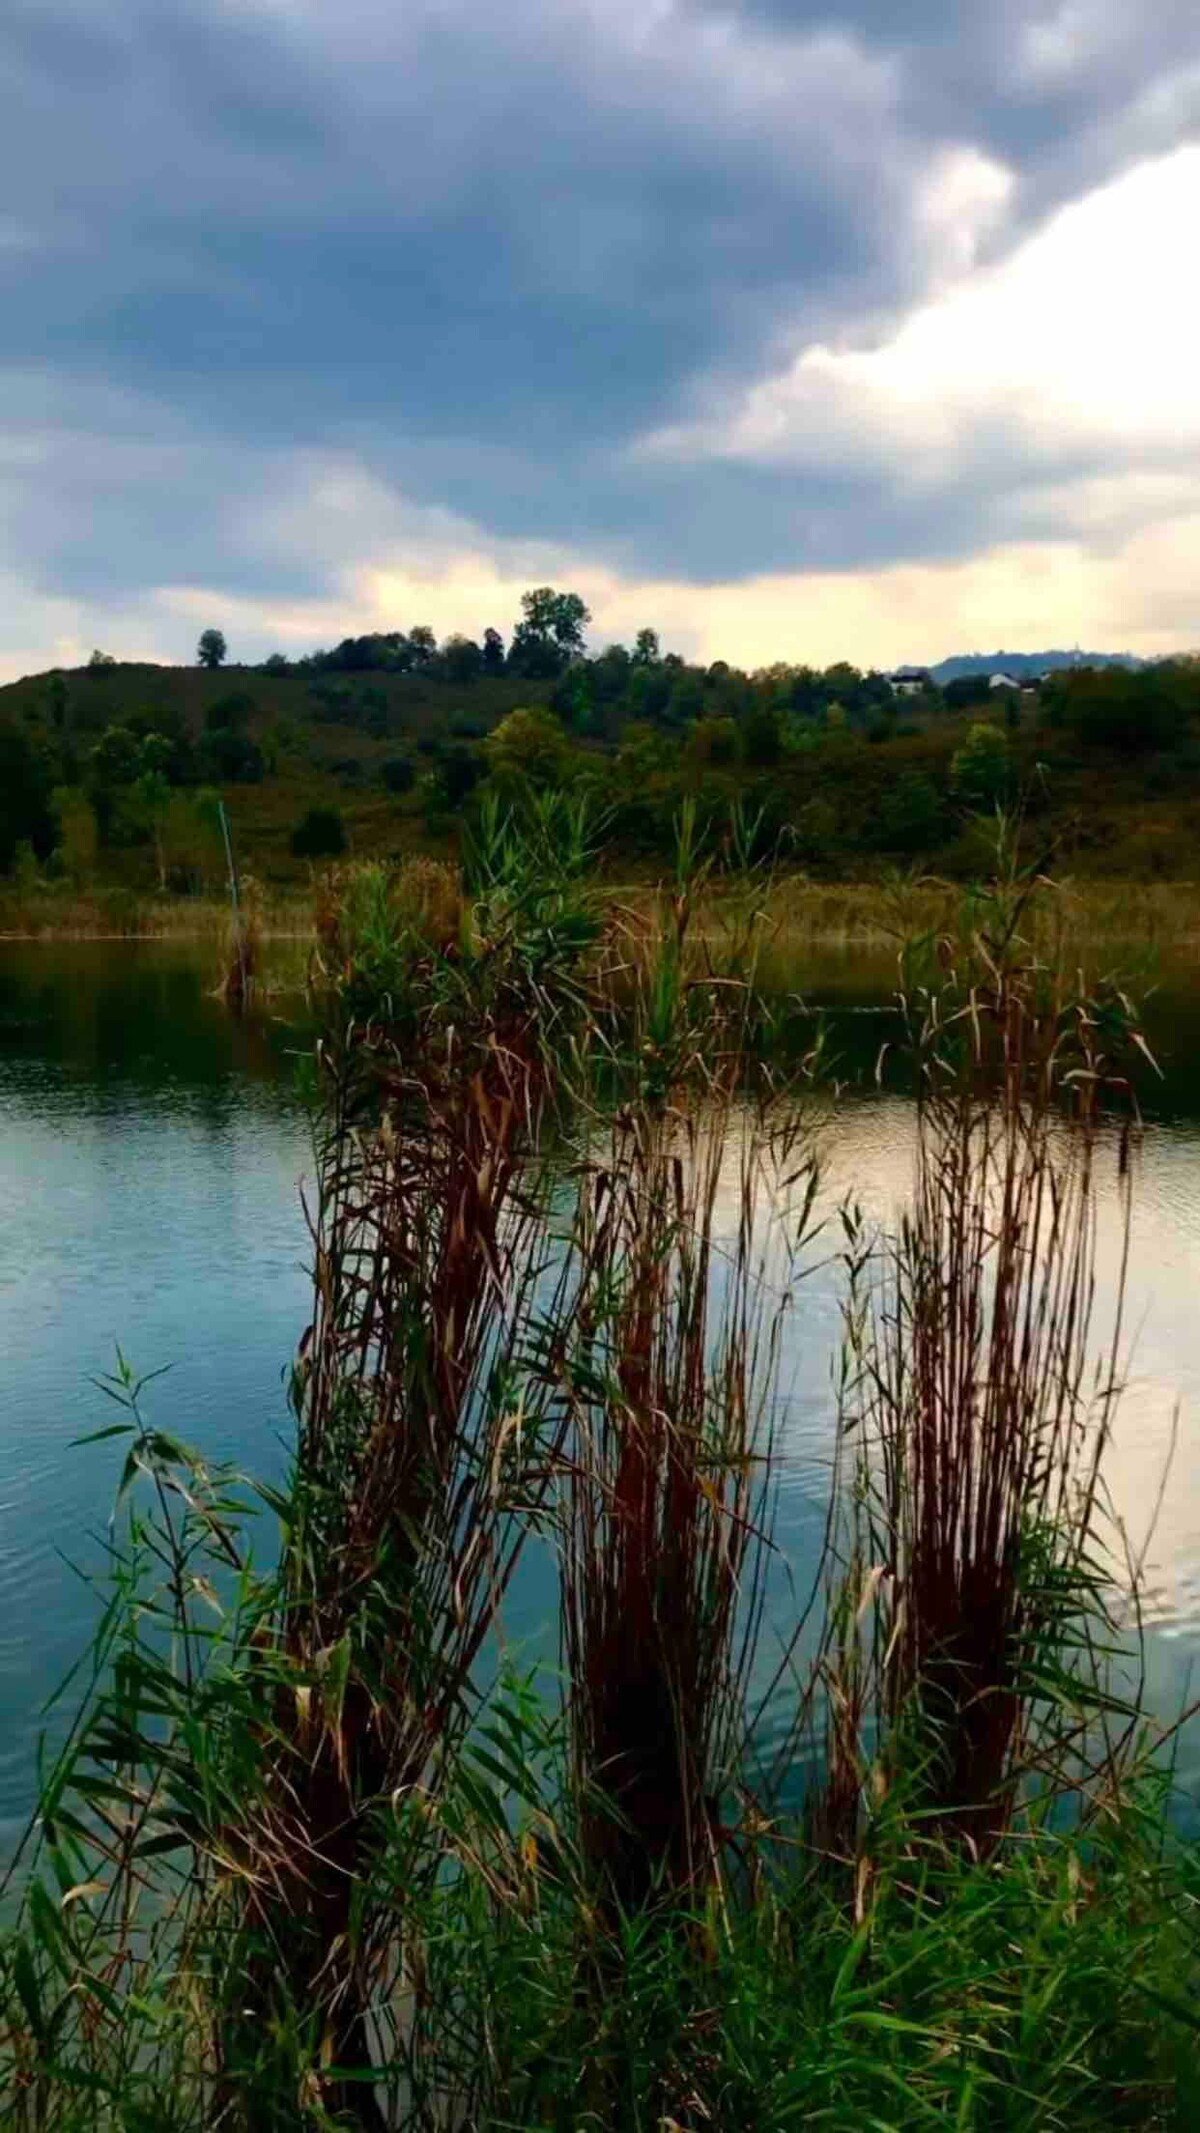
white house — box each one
[888,667,931,697]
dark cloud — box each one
[2,0,1200,629]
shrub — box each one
[291,804,347,859]
[381,754,416,793]
[198,729,265,784]
[951,721,1009,807]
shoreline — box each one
[1,872,1198,950]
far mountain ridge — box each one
[925,650,1145,684]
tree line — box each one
[3,587,1200,883]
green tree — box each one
[743,703,783,767]
[483,706,570,790]
[632,627,660,666]
[46,673,69,731]
[52,785,98,886]
[381,755,416,794]
[482,626,506,675]
[197,628,227,670]
[440,634,484,684]
[0,723,54,872]
[1048,664,1195,755]
[951,722,1010,808]
[291,805,347,859]
[432,746,480,811]
[133,768,173,889]
[407,625,438,669]
[89,725,142,787]
[508,587,590,677]
[688,716,740,767]
[878,772,945,854]
[205,691,254,733]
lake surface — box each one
[1,939,1198,1849]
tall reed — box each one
[554,824,817,1919]
[217,818,606,2116]
[825,870,1147,1857]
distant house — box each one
[888,667,931,698]
[988,672,1021,692]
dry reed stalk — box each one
[826,903,1144,1858]
[560,1092,804,1916]
[218,840,600,2118]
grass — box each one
[7,866,1200,957]
[1,818,1198,2128]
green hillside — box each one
[3,618,1200,904]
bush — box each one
[204,691,255,733]
[198,729,265,784]
[291,805,347,859]
[381,754,416,794]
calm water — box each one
[1,940,1198,1847]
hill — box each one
[927,650,1145,684]
[3,637,1200,909]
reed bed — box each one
[816,880,1154,1876]
[0,885,313,941]
[2,819,1198,2130]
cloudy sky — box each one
[3,0,1200,678]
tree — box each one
[52,785,98,886]
[743,703,783,767]
[687,716,740,766]
[407,625,438,669]
[944,674,993,712]
[440,634,484,684]
[291,806,347,859]
[632,627,660,667]
[438,746,481,809]
[199,727,265,783]
[482,627,506,676]
[204,691,254,733]
[483,706,570,790]
[508,587,590,677]
[133,768,173,889]
[46,674,69,730]
[381,755,415,794]
[89,725,143,787]
[1048,665,1195,755]
[951,723,1010,808]
[197,628,227,670]
[878,772,944,854]
[0,723,54,872]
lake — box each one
[1,938,1198,1850]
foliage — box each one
[951,719,1010,807]
[508,585,591,678]
[1045,662,1197,754]
[380,752,415,794]
[291,803,347,858]
[196,627,227,670]
[0,722,55,871]
[483,704,571,790]
[6,608,1200,890]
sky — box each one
[3,0,1200,680]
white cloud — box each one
[642,144,1200,493]
[914,147,1015,287]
